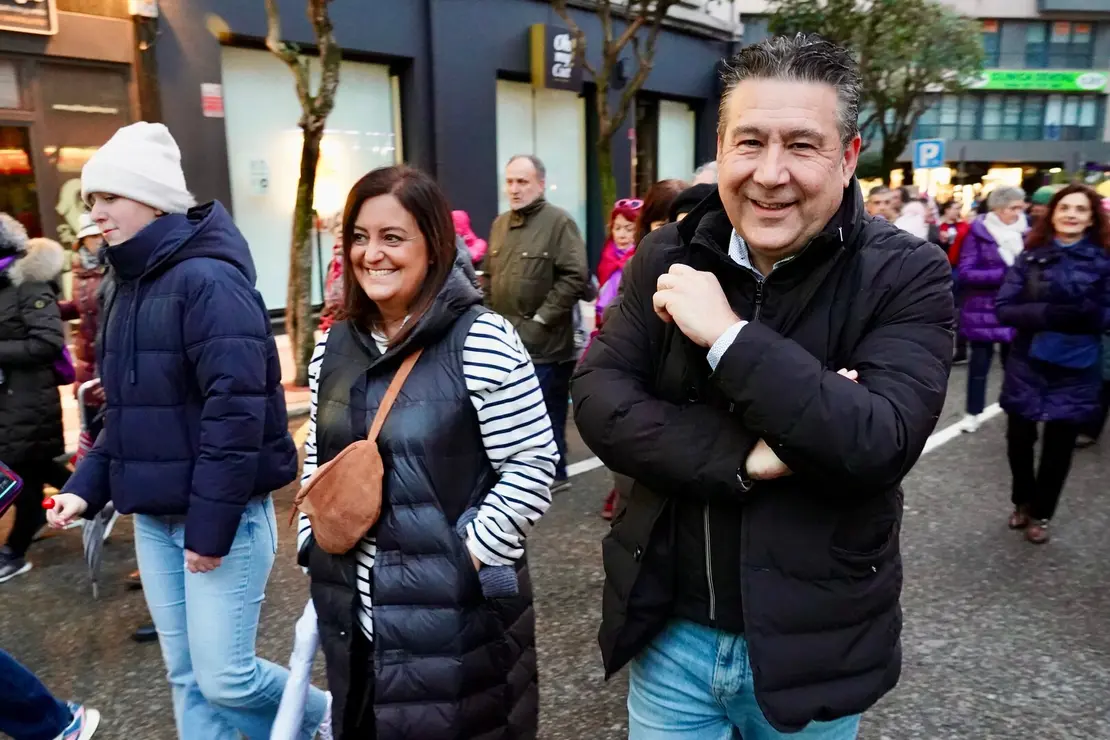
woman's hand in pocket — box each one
[185,550,222,574]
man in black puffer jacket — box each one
[572,35,953,739]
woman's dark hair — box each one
[340,165,457,346]
[938,200,961,218]
[1025,182,1110,252]
[636,179,688,245]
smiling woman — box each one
[300,166,557,736]
[340,167,455,347]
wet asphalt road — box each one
[1,362,1108,739]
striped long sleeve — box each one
[461,313,558,566]
[296,334,327,559]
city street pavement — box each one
[3,361,1109,739]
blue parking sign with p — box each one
[913,139,945,169]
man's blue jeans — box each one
[628,620,861,740]
[0,649,72,740]
[134,495,327,740]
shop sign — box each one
[0,0,58,36]
[530,23,582,92]
[969,69,1109,92]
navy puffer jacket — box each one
[65,202,296,556]
[997,237,1110,423]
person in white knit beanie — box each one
[80,122,196,245]
[53,122,333,739]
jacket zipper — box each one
[703,276,765,624]
[703,503,716,623]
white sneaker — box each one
[959,414,981,433]
[317,692,333,740]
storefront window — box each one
[914,92,1101,142]
[1020,96,1045,141]
[1002,97,1022,141]
[913,99,938,140]
[656,100,695,183]
[1044,95,1064,140]
[38,63,131,246]
[0,61,20,109]
[980,95,1002,140]
[937,95,959,139]
[957,97,979,140]
[495,79,586,236]
[220,47,401,309]
[0,126,41,237]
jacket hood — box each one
[105,201,256,285]
[104,201,256,386]
[10,237,66,286]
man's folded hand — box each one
[744,368,858,481]
[653,264,741,348]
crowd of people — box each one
[868,176,1110,545]
[0,31,1108,740]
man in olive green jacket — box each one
[486,154,588,487]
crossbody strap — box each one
[367,348,424,442]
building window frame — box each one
[981,20,1001,68]
[1025,21,1094,69]
[914,92,1104,142]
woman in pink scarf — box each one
[452,210,487,266]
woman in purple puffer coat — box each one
[957,186,1027,432]
[996,183,1110,545]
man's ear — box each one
[841,134,862,187]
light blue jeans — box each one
[628,620,861,740]
[134,495,326,740]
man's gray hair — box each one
[868,185,891,199]
[719,33,862,147]
[507,154,546,181]
[692,161,718,183]
[987,186,1026,211]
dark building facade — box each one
[153,0,736,309]
[0,0,144,245]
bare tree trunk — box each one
[265,0,340,386]
[881,135,911,187]
[286,125,322,387]
[597,136,617,222]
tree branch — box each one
[608,0,678,139]
[307,0,341,127]
[264,0,310,107]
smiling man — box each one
[572,35,954,739]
